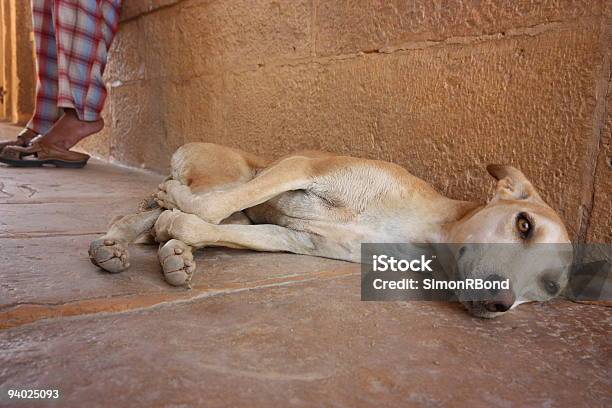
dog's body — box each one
[90,143,572,317]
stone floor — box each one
[0,122,610,407]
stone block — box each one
[586,77,611,242]
[105,19,146,83]
[141,0,312,79]
[315,0,603,56]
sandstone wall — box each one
[73,1,610,243]
[0,0,36,124]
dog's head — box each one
[447,165,572,318]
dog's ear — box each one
[486,164,544,203]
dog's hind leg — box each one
[89,208,163,273]
[156,154,315,224]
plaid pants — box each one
[27,0,122,134]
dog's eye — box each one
[516,213,533,239]
[543,280,559,295]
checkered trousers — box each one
[27,0,122,134]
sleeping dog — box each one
[89,143,572,318]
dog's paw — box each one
[158,239,195,286]
[155,180,191,211]
[89,238,130,273]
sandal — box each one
[0,139,90,168]
[0,128,38,152]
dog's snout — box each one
[483,274,515,313]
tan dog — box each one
[89,143,572,318]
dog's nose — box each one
[484,301,512,313]
[483,274,515,313]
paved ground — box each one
[0,123,610,407]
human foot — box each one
[40,109,103,150]
[0,139,90,168]
[0,128,38,152]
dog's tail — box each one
[138,194,160,212]
[138,174,172,212]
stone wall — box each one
[0,0,36,124]
[73,1,610,243]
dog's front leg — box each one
[152,209,316,287]
[156,156,314,224]
[154,209,315,255]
